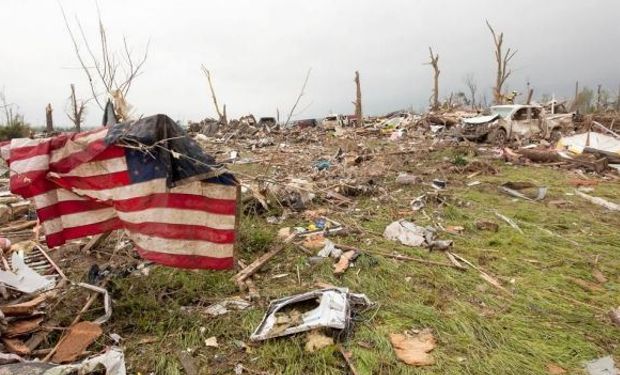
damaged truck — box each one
[458,104,575,144]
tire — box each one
[488,128,507,145]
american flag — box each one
[0,115,238,269]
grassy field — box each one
[106,146,619,374]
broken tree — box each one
[200,65,227,125]
[426,47,440,110]
[486,20,517,104]
[354,71,363,127]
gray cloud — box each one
[1,0,619,127]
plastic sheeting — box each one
[557,132,620,156]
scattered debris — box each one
[51,321,103,363]
[475,220,499,232]
[575,190,620,211]
[333,250,358,275]
[250,288,371,341]
[204,336,219,348]
[304,330,334,352]
[389,329,436,366]
[177,350,198,375]
[546,363,567,374]
[0,252,55,294]
[0,347,126,375]
[317,239,343,259]
[383,220,452,250]
[500,181,547,201]
[203,297,251,317]
[494,212,523,234]
[396,173,421,185]
[584,356,619,375]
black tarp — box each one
[104,114,236,188]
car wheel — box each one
[489,128,507,145]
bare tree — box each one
[67,84,87,132]
[426,47,440,110]
[486,20,517,104]
[45,104,54,133]
[60,4,149,120]
[354,71,363,127]
[463,73,477,108]
[200,66,227,125]
[284,68,312,126]
[596,84,602,111]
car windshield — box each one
[490,106,514,118]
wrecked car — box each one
[458,104,574,144]
[321,114,346,130]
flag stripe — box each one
[10,171,57,198]
[130,234,233,257]
[117,207,235,230]
[10,154,49,174]
[52,171,131,191]
[8,128,105,162]
[49,129,107,164]
[136,246,234,269]
[73,178,237,202]
[46,218,124,247]
[32,189,89,209]
[123,221,235,243]
[62,156,127,177]
[49,138,111,173]
[42,207,118,234]
[114,193,236,215]
[37,200,111,222]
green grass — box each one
[108,148,619,374]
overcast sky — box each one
[1,0,619,127]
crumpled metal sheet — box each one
[250,288,371,341]
[0,347,126,375]
[0,252,55,294]
[499,181,547,201]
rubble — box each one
[250,288,371,341]
[0,95,618,373]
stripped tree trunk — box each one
[45,104,54,133]
[427,47,440,110]
[68,84,84,132]
[354,71,362,127]
[486,20,517,104]
[201,66,227,125]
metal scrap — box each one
[250,288,371,341]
